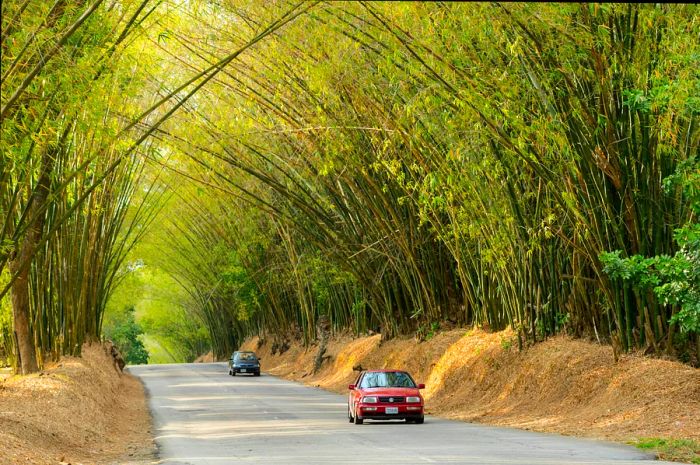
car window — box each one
[354,372,363,386]
[234,352,257,361]
[359,372,415,388]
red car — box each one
[348,369,425,424]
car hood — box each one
[359,387,421,396]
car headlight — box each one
[362,396,378,403]
[406,396,421,403]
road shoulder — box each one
[0,343,156,465]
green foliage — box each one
[1,0,167,369]
[105,258,211,363]
[6,1,697,367]
[499,335,513,352]
[139,304,211,363]
[602,249,700,334]
[416,322,440,342]
[602,159,700,334]
[632,438,700,464]
[220,250,262,323]
[103,306,149,365]
[0,271,13,367]
[136,2,698,359]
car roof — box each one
[362,369,408,373]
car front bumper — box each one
[358,405,423,420]
[232,367,260,374]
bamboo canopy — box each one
[1,2,698,369]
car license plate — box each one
[240,369,247,373]
[385,407,398,414]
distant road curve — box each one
[129,363,668,465]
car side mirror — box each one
[348,384,356,390]
[417,383,425,389]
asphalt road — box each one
[129,363,671,465]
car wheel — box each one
[348,405,354,423]
[414,416,424,424]
[254,371,260,377]
[231,371,236,376]
[353,408,363,425]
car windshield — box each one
[234,352,257,361]
[359,371,415,388]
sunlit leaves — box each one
[20,1,693,360]
[152,3,695,352]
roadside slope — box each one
[241,329,699,443]
[0,343,155,465]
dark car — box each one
[348,369,425,424]
[228,351,261,376]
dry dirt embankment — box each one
[0,343,155,465]
[240,329,700,443]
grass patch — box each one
[631,438,700,464]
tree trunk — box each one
[9,259,38,374]
[8,147,56,374]
[313,315,330,374]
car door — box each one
[350,372,364,414]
